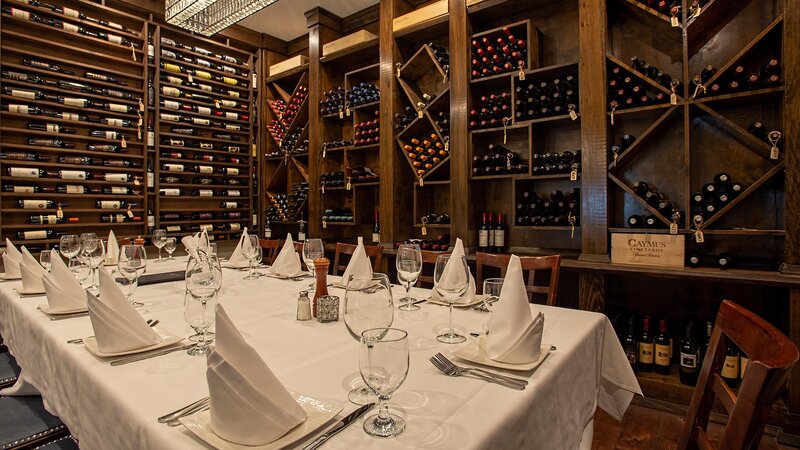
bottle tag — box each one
[570,169,578,181]
[421,217,428,236]
[610,103,617,126]
[121,136,127,148]
[215,100,221,109]
[670,84,678,105]
[518,61,525,80]
[569,108,578,121]
[130,43,137,62]
[345,103,350,117]
[502,117,510,144]
[768,131,782,160]
[419,177,424,187]
[506,153,512,170]
[443,67,449,83]
[671,15,680,27]
[771,146,780,160]
[444,140,449,152]
[692,80,706,99]
[322,148,326,158]
[670,222,678,235]
[138,99,145,111]
[346,177,352,191]
[339,109,344,119]
[396,63,402,79]
[694,6,702,18]
[322,219,327,229]
[56,205,64,219]
[188,73,194,82]
[568,213,576,239]
[133,177,140,186]
[321,184,325,194]
[695,229,704,243]
[612,149,619,167]
[127,205,134,219]
[417,102,424,119]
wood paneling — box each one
[449,0,469,245]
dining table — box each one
[0,254,641,450]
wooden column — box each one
[449,0,469,244]
[379,0,401,244]
[782,0,799,275]
[577,0,610,262]
[578,272,605,312]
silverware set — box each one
[109,343,197,366]
[158,397,210,426]
[473,296,500,313]
[67,319,158,344]
[429,352,528,390]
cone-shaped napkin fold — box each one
[182,229,211,258]
[3,238,22,279]
[207,304,307,445]
[430,238,476,303]
[486,254,544,364]
[87,268,161,353]
[268,234,302,276]
[105,230,120,266]
[43,250,87,312]
[226,227,252,268]
[341,237,373,286]
[20,246,47,293]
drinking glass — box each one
[69,257,91,287]
[119,245,147,305]
[84,239,105,293]
[152,229,167,262]
[185,254,222,356]
[434,254,469,344]
[39,251,51,272]
[395,244,422,311]
[79,233,98,253]
[302,238,324,290]
[164,237,177,260]
[184,290,217,354]
[241,235,261,280]
[59,235,81,262]
[481,277,504,312]
[360,328,409,437]
[344,273,394,404]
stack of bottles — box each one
[531,151,581,175]
[266,119,286,144]
[322,208,353,223]
[349,82,379,106]
[472,144,528,176]
[690,172,743,221]
[608,64,665,110]
[322,139,353,150]
[514,75,578,121]
[515,189,580,227]
[320,87,345,115]
[351,166,379,184]
[429,43,450,72]
[419,213,450,224]
[268,99,285,116]
[279,129,304,154]
[693,59,781,97]
[320,171,345,188]
[747,120,782,145]
[403,133,448,178]
[266,182,308,222]
[609,134,636,162]
[354,117,379,147]
[470,26,527,79]
[394,235,450,251]
[469,93,511,129]
[629,56,681,92]
[279,86,307,127]
[630,181,683,226]
[433,111,449,136]
[394,107,416,131]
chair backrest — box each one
[418,250,446,287]
[678,300,799,450]
[475,252,561,306]
[332,242,383,275]
[258,239,282,265]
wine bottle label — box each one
[224,112,237,120]
[222,66,235,74]
[161,113,180,122]
[162,188,181,196]
[66,185,83,194]
[680,351,697,369]
[196,71,211,80]
[227,90,239,98]
[222,77,237,86]
[104,173,128,182]
[108,34,123,45]
[488,229,496,247]
[147,131,155,147]
[199,142,213,149]
[166,76,182,85]
[60,170,86,180]
[162,87,180,97]
[372,233,380,244]
[199,224,213,231]
[229,223,241,231]
[222,202,236,209]
[200,84,212,92]
[62,7,79,17]
[164,63,181,73]
[169,139,183,146]
[147,215,155,227]
[37,215,58,224]
[162,100,179,110]
[227,190,240,197]
[46,124,60,133]
[192,118,210,125]
[639,342,654,364]
[198,189,213,197]
[63,23,79,33]
[99,200,121,209]
[104,118,123,126]
[110,214,126,222]
[741,356,748,378]
[221,100,236,107]
[721,355,739,378]
[197,107,211,115]
[478,230,489,247]
[23,230,47,239]
[13,186,34,193]
[10,8,30,19]
[227,146,241,153]
[196,59,211,68]
[165,164,184,172]
[102,131,117,139]
[227,168,239,175]
[23,199,47,209]
[111,186,128,194]
[108,104,127,112]
[265,229,272,238]
[9,104,31,113]
[108,22,123,30]
[494,230,505,247]
[11,89,36,99]
[166,225,181,232]
[64,98,87,107]
[198,165,213,174]
[655,344,670,366]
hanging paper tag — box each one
[56,205,64,219]
[396,63,402,78]
[610,105,616,126]
[421,216,428,236]
[188,73,194,82]
[612,150,619,168]
[419,177,424,187]
[417,102,424,119]
[694,6,702,18]
[502,117,510,144]
[215,100,221,109]
[670,92,678,105]
[771,146,780,159]
[518,61,525,80]
[694,230,704,243]
[139,99,145,111]
[339,109,344,119]
[322,148,326,158]
[568,213,576,239]
[321,184,325,194]
[570,169,578,181]
[768,131,782,160]
[130,43,137,62]
[322,219,327,229]
[671,15,680,27]
[670,222,678,235]
[345,104,350,117]
[133,177,140,186]
[121,136,127,148]
[346,177,352,191]
[443,67,448,83]
[569,108,578,121]
[444,140,449,152]
[127,205,134,218]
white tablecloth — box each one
[0,256,641,449]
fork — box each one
[433,353,528,387]
[429,356,526,390]
[473,296,499,313]
[67,319,159,344]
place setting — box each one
[261,233,307,280]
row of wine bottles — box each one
[160,211,245,221]
[159,36,247,67]
[160,86,247,110]
[158,47,246,77]
[160,164,241,175]
[629,56,681,92]
[161,74,249,101]
[2,5,137,48]
[2,104,137,132]
[354,118,379,147]
[608,64,669,110]
[4,184,137,195]
[514,75,579,121]
[12,0,135,33]
[265,182,308,222]
[319,83,380,116]
[477,212,507,253]
[322,208,354,223]
[687,252,736,269]
[420,213,450,225]
[469,93,511,129]
[159,139,245,154]
[160,112,249,131]
[159,175,244,186]
[2,151,137,167]
[276,86,307,128]
[160,151,245,165]
[159,99,249,121]
[632,181,682,223]
[3,67,139,102]
[471,26,528,79]
[16,199,138,209]
[690,172,744,222]
[531,151,581,176]
[6,167,140,182]
[158,188,244,197]
[692,59,781,98]
[472,144,528,176]
[393,235,450,251]
[24,212,142,225]
[3,87,138,113]
[160,62,249,89]
[161,223,246,234]
[516,188,580,227]
[403,133,448,177]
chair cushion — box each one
[32,436,79,450]
[0,396,67,449]
[0,353,20,388]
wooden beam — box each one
[305,7,343,34]
[782,0,800,274]
[343,4,380,33]
[287,35,309,56]
[449,0,469,245]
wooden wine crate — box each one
[611,233,685,267]
[322,30,378,58]
[269,55,308,78]
[392,0,448,33]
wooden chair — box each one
[418,250,447,287]
[332,242,383,275]
[475,252,561,306]
[677,300,799,450]
[258,239,281,265]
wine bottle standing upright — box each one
[478,212,489,252]
[654,319,671,375]
[487,213,495,253]
[372,212,381,246]
[493,213,506,253]
[638,316,654,372]
[721,345,740,388]
[679,323,699,386]
[623,316,638,372]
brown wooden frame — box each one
[258,239,282,265]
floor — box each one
[592,403,795,449]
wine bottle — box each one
[17,199,60,209]
[100,213,140,223]
[15,230,64,240]
[30,214,77,224]
[627,214,644,228]
[264,217,272,239]
[654,319,671,375]
[716,252,735,269]
[721,345,740,388]
[298,213,306,241]
[486,212,495,253]
[22,58,74,75]
[85,72,127,86]
[623,316,638,371]
[95,200,136,209]
[493,213,506,253]
[687,253,702,268]
[4,184,43,193]
[372,212,381,245]
[679,323,699,386]
[638,316,654,372]
[27,123,76,133]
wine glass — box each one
[396,244,422,311]
[59,235,81,262]
[343,273,394,404]
[84,239,105,294]
[302,238,324,290]
[184,289,217,354]
[39,251,51,272]
[434,254,469,344]
[360,328,409,437]
[481,277,503,312]
[185,254,222,356]
[69,257,91,288]
[251,245,264,277]
[164,237,177,260]
[240,235,260,280]
[152,229,167,262]
[119,245,147,305]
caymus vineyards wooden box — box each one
[322,30,378,58]
[268,55,308,77]
[611,233,685,268]
[393,0,448,33]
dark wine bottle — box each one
[638,316,654,373]
[716,252,735,269]
[654,319,671,375]
[679,323,699,386]
[478,212,489,252]
[721,345,740,388]
[623,316,638,372]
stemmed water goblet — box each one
[241,236,261,280]
[185,254,222,356]
[59,235,81,263]
[39,251,51,272]
[119,244,147,305]
[84,239,105,294]
[481,278,504,312]
[360,328,409,437]
[164,237,177,260]
[396,244,422,311]
[69,257,91,288]
[434,253,470,344]
[152,229,167,262]
[302,238,324,290]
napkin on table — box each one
[340,237,373,286]
[268,234,302,276]
[19,246,47,293]
[3,238,22,279]
[207,303,306,445]
[105,230,120,266]
[42,250,87,312]
[225,227,252,268]
[86,267,161,353]
[486,254,544,364]
[182,228,211,257]
[430,238,476,303]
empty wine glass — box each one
[434,253,469,344]
[152,229,167,262]
[396,244,422,311]
[84,239,105,294]
[344,273,394,404]
[185,254,222,356]
[241,235,261,280]
[59,235,81,262]
[184,289,217,355]
[69,257,91,288]
[79,233,98,256]
[164,237,177,260]
[39,251,51,272]
[119,245,147,305]
[360,328,409,437]
[481,277,503,312]
[303,238,324,290]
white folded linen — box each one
[182,229,211,257]
[268,234,302,276]
[226,227,252,268]
[340,237,373,286]
[43,250,87,312]
[486,254,544,364]
[3,238,22,279]
[105,230,120,266]
[430,238,476,304]
[207,303,306,445]
[86,268,161,353]
[19,246,47,293]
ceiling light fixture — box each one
[169,0,279,36]
[165,0,218,29]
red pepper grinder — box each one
[312,258,330,318]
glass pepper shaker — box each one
[296,290,311,321]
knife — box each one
[300,403,374,450]
[109,343,195,366]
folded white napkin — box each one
[431,238,476,303]
[182,229,211,257]
[19,246,47,293]
[3,238,22,279]
[207,304,306,445]
[105,230,120,266]
[267,234,302,276]
[43,250,87,312]
[341,237,373,286]
[86,268,161,353]
[226,227,252,268]
[486,254,544,364]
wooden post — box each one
[782,0,799,276]
[449,0,469,245]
